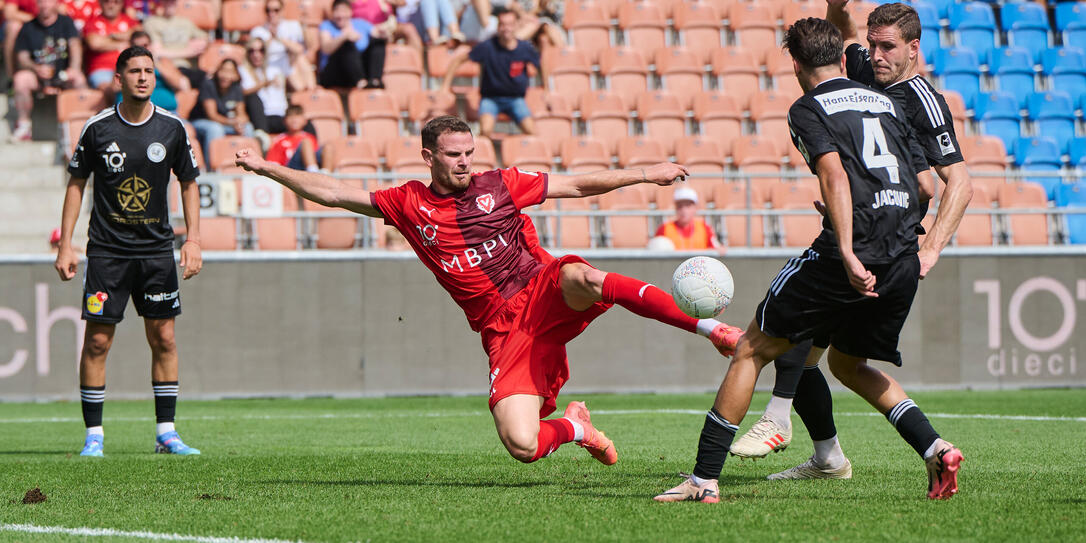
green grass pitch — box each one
[1,389,1084,542]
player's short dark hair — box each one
[331,0,351,11]
[782,17,843,70]
[285,104,305,117]
[116,46,154,73]
[867,3,922,43]
[421,115,472,152]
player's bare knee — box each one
[147,327,177,355]
[501,429,539,463]
[83,334,112,358]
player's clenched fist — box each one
[54,246,79,281]
[235,148,265,172]
[643,162,689,186]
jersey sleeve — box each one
[845,43,875,86]
[372,183,410,228]
[172,121,201,181]
[788,102,837,175]
[900,114,932,175]
[500,167,548,209]
[468,42,485,63]
[67,123,94,179]
[906,85,965,167]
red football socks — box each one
[531,418,575,462]
[601,273,699,333]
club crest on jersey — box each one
[102,141,126,172]
[476,193,495,214]
[147,142,166,163]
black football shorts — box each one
[82,256,181,323]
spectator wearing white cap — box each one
[654,186,720,251]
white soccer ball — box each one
[671,256,735,318]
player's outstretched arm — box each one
[826,0,860,47]
[234,149,383,218]
[55,176,87,281]
[546,162,688,199]
[918,162,974,278]
[815,152,877,298]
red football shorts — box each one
[481,255,612,418]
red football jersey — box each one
[84,13,137,74]
[372,168,551,331]
[266,132,318,166]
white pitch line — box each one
[0,409,1083,424]
[0,523,309,543]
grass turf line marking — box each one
[0,523,308,543]
[1,410,1083,424]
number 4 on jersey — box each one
[861,117,899,184]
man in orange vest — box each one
[655,187,721,250]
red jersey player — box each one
[235,116,743,467]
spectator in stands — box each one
[11,0,86,141]
[516,0,563,52]
[318,0,386,89]
[460,0,503,43]
[4,0,38,78]
[265,104,321,171]
[123,0,155,20]
[442,8,538,138]
[240,36,289,134]
[354,0,422,70]
[401,0,465,45]
[190,58,254,154]
[250,0,316,92]
[124,29,187,110]
[655,187,721,251]
[142,0,205,87]
[83,0,138,96]
[60,0,101,31]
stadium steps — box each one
[0,142,88,254]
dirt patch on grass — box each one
[197,493,232,501]
[22,488,46,504]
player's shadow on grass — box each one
[0,450,76,455]
[257,479,556,489]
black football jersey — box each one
[68,105,200,258]
[788,77,925,264]
[845,43,965,168]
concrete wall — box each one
[1,250,1084,401]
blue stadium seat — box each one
[1007,29,1049,64]
[1028,91,1077,155]
[920,32,941,63]
[1015,137,1064,199]
[1065,27,1086,51]
[934,48,982,108]
[1055,2,1086,32]
[1042,47,1086,104]
[989,48,1036,108]
[914,0,940,31]
[975,91,1020,121]
[1069,137,1086,166]
[928,0,955,21]
[1003,2,1050,63]
[948,2,998,60]
[1054,183,1086,243]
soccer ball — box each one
[671,256,734,318]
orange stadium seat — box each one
[299,0,331,26]
[998,181,1050,246]
[692,90,743,153]
[385,136,428,181]
[57,88,105,122]
[600,201,651,249]
[732,135,783,202]
[563,2,611,63]
[348,88,401,147]
[673,1,723,63]
[729,2,777,61]
[616,136,668,168]
[675,135,727,202]
[714,182,766,247]
[749,90,794,143]
[542,47,592,107]
[174,88,199,119]
[524,91,574,155]
[765,48,804,97]
[502,135,553,171]
[635,90,686,154]
[543,196,595,248]
[253,186,299,251]
[710,47,761,109]
[208,136,261,171]
[323,136,380,176]
[291,88,346,142]
[781,1,825,29]
[473,136,499,171]
[198,42,246,74]
[618,1,667,60]
[771,181,822,247]
[598,47,649,111]
[654,47,705,111]
[199,217,240,250]
[426,44,478,89]
[304,196,360,249]
[221,0,266,33]
[579,90,630,154]
[956,185,996,246]
[383,45,425,109]
[960,134,1008,195]
[280,0,301,19]
[850,0,879,32]
[175,0,217,31]
[560,137,611,172]
[406,89,457,124]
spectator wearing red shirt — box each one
[61,0,100,31]
[83,0,137,93]
[265,105,320,171]
[655,187,721,251]
[4,0,38,78]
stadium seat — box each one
[197,216,240,251]
[616,136,668,168]
[913,0,940,31]
[524,91,574,156]
[541,47,592,107]
[560,137,611,172]
[221,0,266,33]
[941,90,967,137]
[729,2,777,61]
[198,42,246,74]
[1055,182,1086,243]
[1042,47,1086,105]
[618,1,667,60]
[948,2,997,61]
[385,136,428,179]
[540,196,594,248]
[710,47,761,109]
[674,135,726,203]
[348,89,401,149]
[301,175,363,249]
[672,1,722,63]
[976,93,1021,156]
[933,47,981,108]
[563,2,611,63]
[56,88,105,122]
[426,45,478,91]
[692,91,743,154]
[323,136,380,178]
[174,88,199,119]
[1002,2,1050,63]
[291,88,346,142]
[955,184,995,246]
[770,182,822,248]
[654,47,705,110]
[383,45,425,109]
[175,0,216,31]
[579,91,630,154]
[252,186,300,251]
[748,90,792,143]
[1027,91,1076,154]
[208,136,261,172]
[501,135,553,171]
[959,134,1008,170]
[298,0,331,27]
[713,182,766,247]
[406,89,457,125]
[988,48,1037,108]
[998,181,1051,246]
[598,187,650,248]
[1068,27,1086,52]
[635,91,686,154]
[472,136,498,171]
[598,48,649,111]
[781,2,824,31]
[1070,137,1086,167]
[1056,2,1086,33]
[732,136,783,203]
[1014,137,1064,199]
